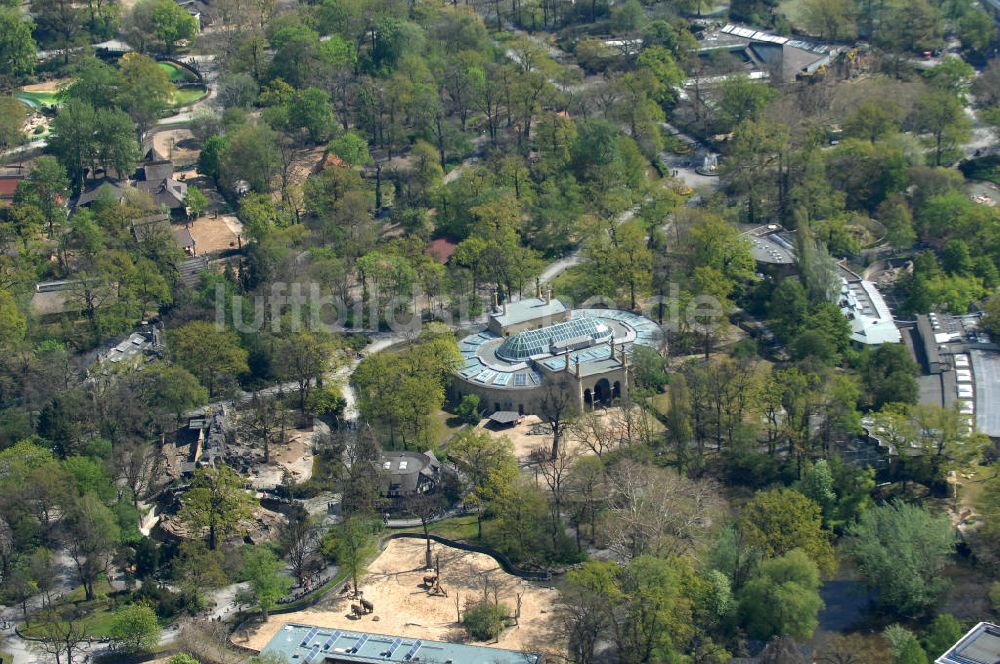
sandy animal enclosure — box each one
[481,409,629,461]
[479,415,542,461]
[152,129,200,165]
[242,538,562,656]
[187,215,242,254]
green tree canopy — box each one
[0,290,27,348]
[124,0,197,53]
[65,492,121,600]
[351,329,460,444]
[447,428,518,539]
[179,465,257,549]
[116,52,174,138]
[333,515,377,592]
[109,604,161,653]
[0,9,35,90]
[328,132,371,166]
[0,95,26,152]
[168,321,249,396]
[921,613,963,661]
[737,549,824,640]
[844,501,954,616]
[242,547,293,619]
[738,488,836,577]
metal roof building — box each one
[693,23,840,83]
[260,623,542,664]
[970,350,1000,439]
[742,224,796,266]
[497,317,612,361]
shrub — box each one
[109,603,161,653]
[168,655,201,664]
[134,582,189,618]
[462,600,510,641]
[922,613,963,660]
[455,394,481,425]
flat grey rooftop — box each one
[970,350,1000,437]
[491,297,566,328]
[917,374,944,408]
[742,225,796,265]
[935,622,1000,664]
[748,234,795,264]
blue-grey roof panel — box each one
[261,623,540,664]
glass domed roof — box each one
[496,316,611,361]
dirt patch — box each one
[153,129,200,166]
[187,215,242,254]
[241,538,563,657]
[273,425,317,482]
[22,78,72,93]
[248,423,318,489]
[287,145,327,188]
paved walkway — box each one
[660,122,722,193]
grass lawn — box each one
[427,409,466,447]
[20,601,118,639]
[170,85,207,109]
[20,580,120,639]
[1,652,13,664]
[424,514,481,542]
[16,90,61,108]
[62,578,113,603]
[159,61,198,84]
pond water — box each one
[816,576,874,633]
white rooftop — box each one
[840,277,901,345]
[490,297,567,328]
